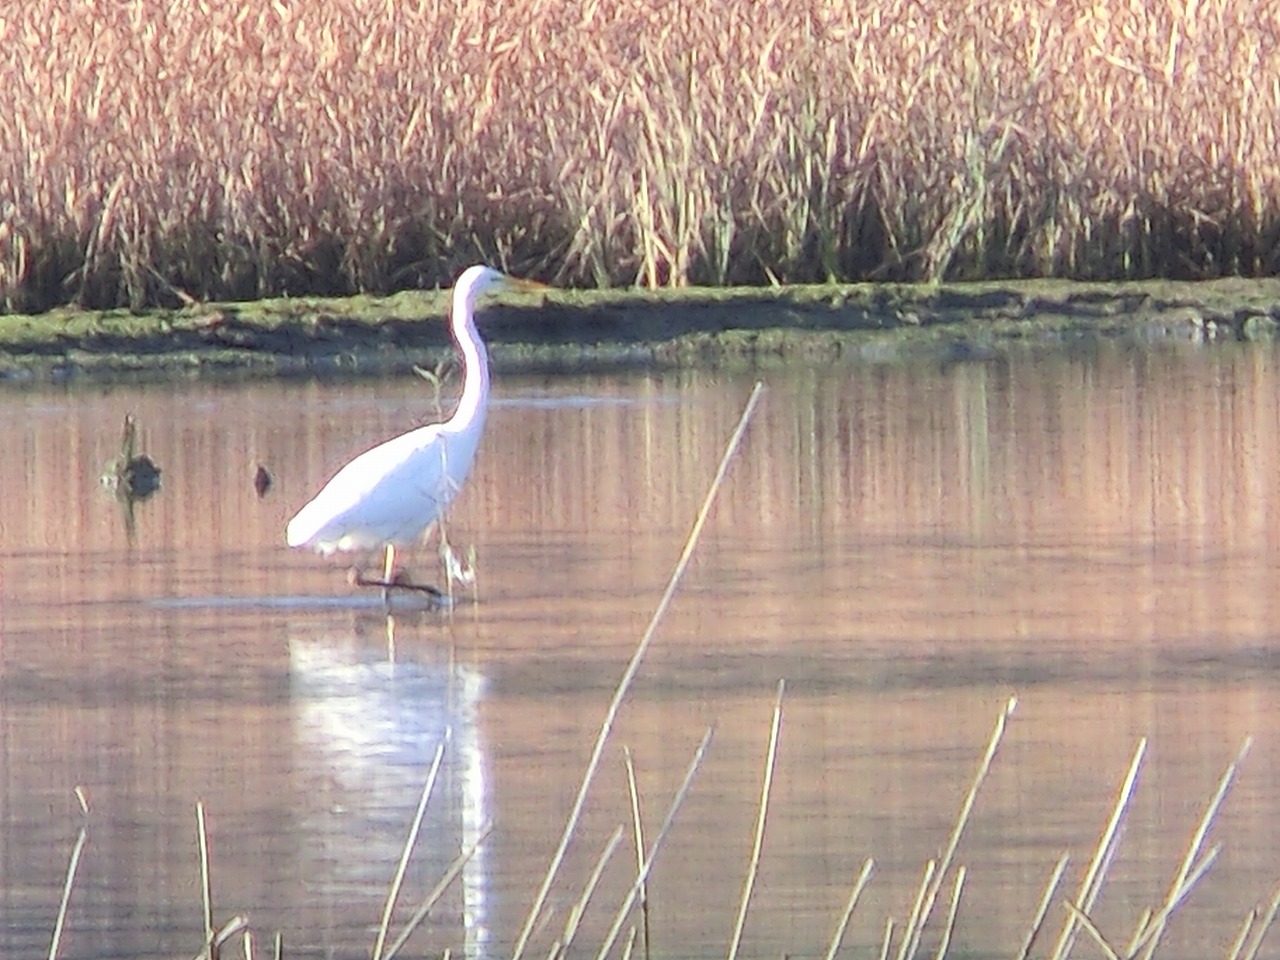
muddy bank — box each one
[2,278,1279,383]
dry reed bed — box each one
[2,0,1277,309]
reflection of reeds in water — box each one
[44,382,1280,960]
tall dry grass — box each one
[1,0,1277,310]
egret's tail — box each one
[286,503,325,551]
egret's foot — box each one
[346,567,446,600]
[440,541,477,590]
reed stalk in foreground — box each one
[1048,739,1147,960]
[590,727,716,960]
[894,696,1017,960]
[726,678,786,960]
[549,825,624,960]
[510,381,765,960]
[372,737,448,960]
[41,711,1280,960]
[622,746,653,960]
[47,787,89,960]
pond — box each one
[2,340,1279,960]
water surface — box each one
[2,342,1280,960]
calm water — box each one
[2,342,1280,960]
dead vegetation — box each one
[1,0,1277,310]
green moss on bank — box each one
[1,278,1278,383]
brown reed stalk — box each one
[592,727,716,960]
[1128,844,1221,953]
[726,679,786,960]
[47,788,90,960]
[381,820,495,960]
[895,860,936,960]
[550,825,625,960]
[931,866,966,960]
[1062,899,1122,960]
[619,924,639,960]
[373,738,449,960]
[1129,738,1251,960]
[896,696,1017,960]
[1227,911,1256,960]
[1240,883,1280,960]
[878,917,895,960]
[510,382,764,960]
[197,800,215,958]
[622,747,652,960]
[1013,852,1070,960]
[821,858,875,960]
[1047,739,1147,960]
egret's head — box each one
[456,264,505,298]
[453,264,546,306]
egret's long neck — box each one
[447,299,490,432]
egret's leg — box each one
[381,543,396,605]
[437,521,454,600]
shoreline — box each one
[2,277,1279,384]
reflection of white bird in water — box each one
[287,265,544,594]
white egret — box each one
[286,264,543,594]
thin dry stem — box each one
[623,747,652,960]
[1241,883,1280,960]
[620,924,639,960]
[1048,738,1147,960]
[553,825,625,960]
[1013,852,1070,960]
[726,678,786,960]
[197,800,214,955]
[897,696,1016,960]
[878,917,895,960]
[48,822,88,960]
[897,860,936,960]
[1131,738,1251,960]
[382,820,495,960]
[1062,899,1122,960]
[592,727,716,960]
[931,866,966,960]
[511,382,763,960]
[1227,911,1256,960]
[373,738,449,960]
[822,858,875,960]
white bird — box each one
[286,264,543,593]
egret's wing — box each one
[287,425,451,552]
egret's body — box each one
[287,265,529,587]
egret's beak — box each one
[503,275,550,294]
